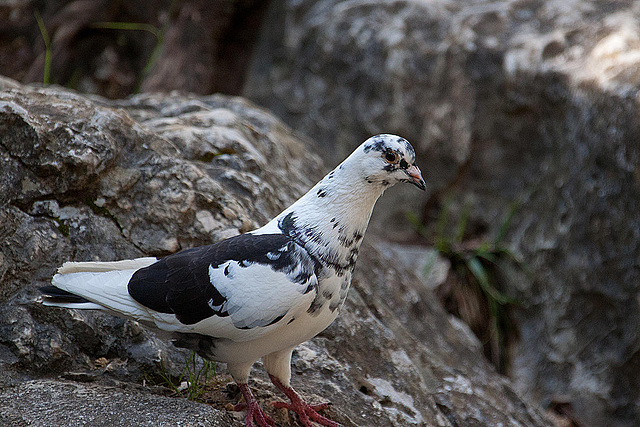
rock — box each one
[0,79,323,386]
[0,379,235,426]
[244,1,640,425]
[0,79,547,425]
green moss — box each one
[55,220,70,237]
[85,197,123,232]
[197,152,217,162]
[197,147,238,162]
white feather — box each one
[208,261,315,329]
[51,270,149,320]
[42,301,104,310]
[57,257,157,274]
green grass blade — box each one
[435,198,450,241]
[89,21,162,39]
[454,202,470,244]
[467,256,516,305]
[34,11,51,85]
[467,256,491,289]
[475,250,497,263]
[495,200,519,246]
[405,211,427,237]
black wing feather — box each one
[40,285,90,304]
[127,233,304,325]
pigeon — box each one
[40,134,425,427]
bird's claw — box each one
[245,403,275,427]
[272,399,340,427]
[268,374,341,427]
[233,401,274,427]
[234,383,275,427]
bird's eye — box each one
[384,152,399,163]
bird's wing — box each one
[127,233,319,341]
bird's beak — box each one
[405,165,426,191]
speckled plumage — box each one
[41,134,425,427]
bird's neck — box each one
[258,159,386,271]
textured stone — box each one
[0,79,547,425]
[0,379,235,426]
[244,1,640,425]
[0,79,323,389]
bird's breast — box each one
[306,270,351,317]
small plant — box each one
[34,11,52,86]
[408,198,523,373]
[32,1,176,92]
[158,351,217,402]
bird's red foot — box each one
[269,375,341,427]
[234,383,275,427]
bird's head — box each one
[354,134,426,191]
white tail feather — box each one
[42,300,104,310]
[51,257,159,321]
[57,257,157,274]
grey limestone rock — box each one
[0,78,547,425]
[0,379,236,426]
[244,1,640,425]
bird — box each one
[40,134,426,427]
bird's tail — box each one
[41,257,157,317]
[40,285,102,310]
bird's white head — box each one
[349,134,426,191]
[260,134,425,263]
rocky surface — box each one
[2,0,638,425]
[0,379,236,427]
[243,1,640,425]
[0,79,549,425]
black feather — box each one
[127,233,315,326]
[39,285,90,304]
